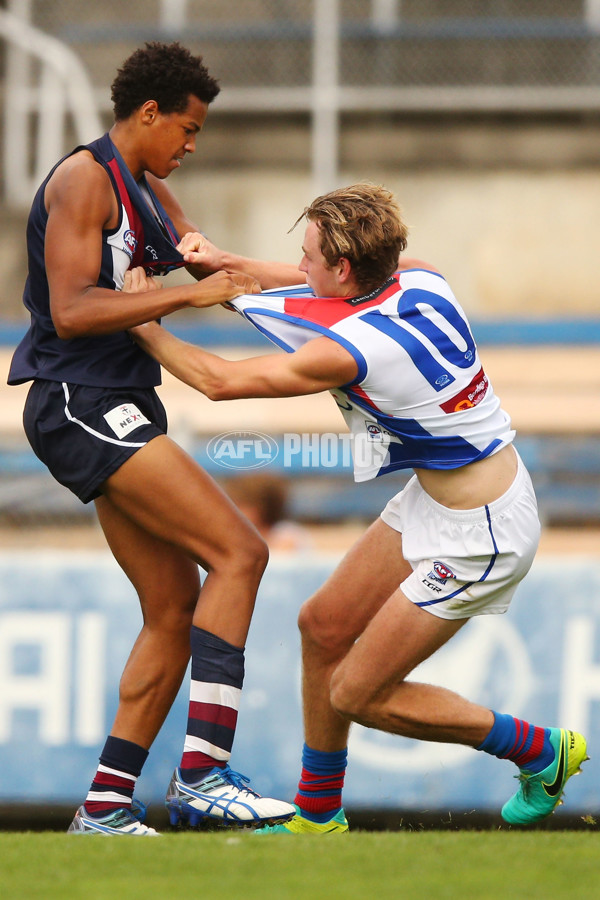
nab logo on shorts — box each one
[104,403,150,439]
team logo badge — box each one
[427,561,456,584]
[366,422,384,442]
[123,230,137,257]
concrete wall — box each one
[1,115,599,319]
[169,165,600,317]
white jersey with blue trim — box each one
[229,269,515,481]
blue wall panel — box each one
[0,551,598,817]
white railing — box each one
[3,0,600,207]
[0,2,101,209]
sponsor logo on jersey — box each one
[344,277,395,306]
[440,367,489,413]
[123,230,137,257]
[333,394,353,412]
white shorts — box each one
[379,454,540,620]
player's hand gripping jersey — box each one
[229,269,515,481]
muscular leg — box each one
[96,496,199,748]
[329,589,494,746]
[297,518,414,753]
[101,435,268,646]
[95,435,269,748]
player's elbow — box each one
[201,378,236,402]
[52,309,82,340]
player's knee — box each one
[234,528,269,579]
[166,591,197,633]
[210,525,269,582]
[298,598,353,659]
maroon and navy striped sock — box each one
[294,744,348,823]
[477,711,554,773]
[179,626,244,785]
[84,735,148,817]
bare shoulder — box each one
[45,149,115,225]
[397,257,440,274]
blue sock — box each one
[294,744,348,823]
[477,711,554,773]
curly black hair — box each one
[111,42,220,120]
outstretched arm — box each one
[131,320,358,400]
[176,231,304,289]
[146,177,304,288]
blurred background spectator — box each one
[225,473,313,553]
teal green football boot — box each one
[501,728,588,826]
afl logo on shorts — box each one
[123,230,137,257]
[428,560,456,584]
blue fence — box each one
[2,432,599,526]
[0,551,598,817]
[3,318,600,348]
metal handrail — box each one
[0,8,101,208]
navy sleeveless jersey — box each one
[8,133,186,388]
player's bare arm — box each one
[131,320,358,400]
[45,157,258,339]
[176,230,304,289]
[146,178,302,287]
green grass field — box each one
[1,831,597,900]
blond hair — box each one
[294,182,409,293]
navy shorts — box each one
[23,380,168,503]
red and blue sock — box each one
[84,735,148,817]
[477,711,554,773]
[179,626,244,784]
[294,744,348,823]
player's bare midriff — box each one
[414,443,518,511]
